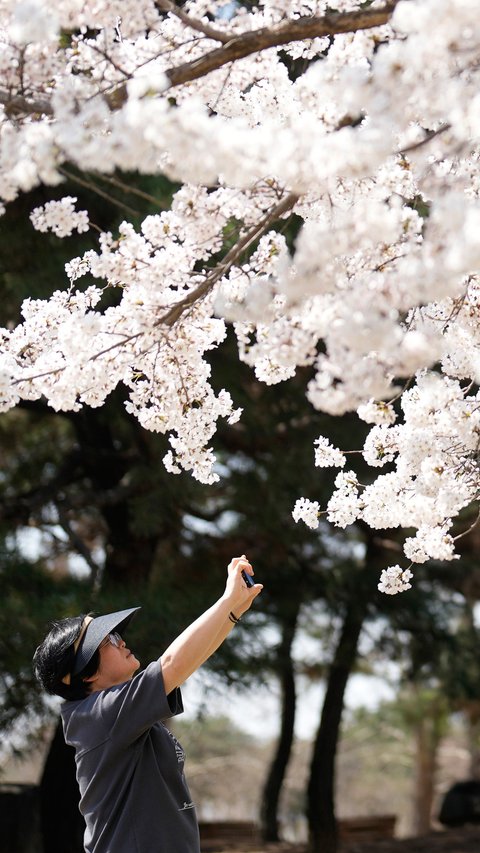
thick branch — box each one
[0,3,399,117]
[162,3,400,89]
[0,88,53,117]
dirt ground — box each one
[341,826,480,853]
[211,826,480,853]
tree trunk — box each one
[39,719,85,853]
[306,594,367,853]
[412,719,435,835]
[411,703,444,836]
[306,535,382,853]
[261,600,300,841]
[466,714,480,780]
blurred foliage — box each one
[171,713,254,762]
[0,542,86,731]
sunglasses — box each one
[99,631,123,650]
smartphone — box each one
[242,569,256,588]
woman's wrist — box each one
[220,593,246,618]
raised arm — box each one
[160,556,262,695]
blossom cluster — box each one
[3,184,272,482]
[378,566,413,596]
[0,0,479,589]
[292,498,320,530]
[30,197,90,238]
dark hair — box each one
[33,614,100,701]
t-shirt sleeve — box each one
[97,660,183,747]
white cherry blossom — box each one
[378,566,413,595]
[292,497,321,530]
[314,436,346,468]
[30,197,90,238]
[0,0,479,590]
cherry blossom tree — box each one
[1,0,479,593]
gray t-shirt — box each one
[61,660,200,853]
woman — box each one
[33,555,262,853]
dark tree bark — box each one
[39,719,85,853]
[306,593,367,853]
[306,537,383,853]
[261,598,301,841]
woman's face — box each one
[85,633,140,692]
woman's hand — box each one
[223,554,263,617]
[160,554,264,692]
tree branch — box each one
[396,123,451,156]
[157,190,299,327]
[161,2,401,90]
[0,3,399,117]
[13,191,298,386]
[0,88,53,117]
[89,171,167,208]
[58,166,142,217]
[155,0,231,44]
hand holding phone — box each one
[241,569,256,588]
